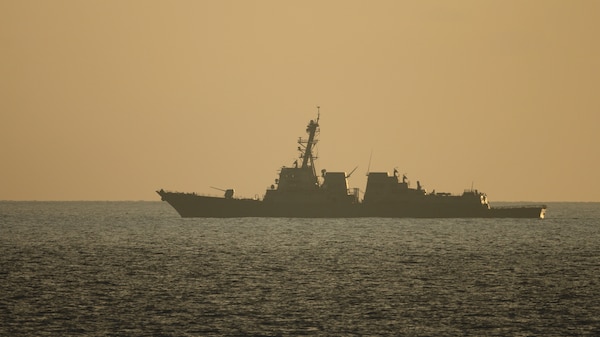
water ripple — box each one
[1,202,599,336]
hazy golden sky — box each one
[2,0,599,201]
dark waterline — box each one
[1,202,599,336]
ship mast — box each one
[300,107,320,177]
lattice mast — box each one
[299,108,320,178]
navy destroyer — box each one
[157,113,546,218]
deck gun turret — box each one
[210,186,234,199]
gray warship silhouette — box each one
[158,112,546,218]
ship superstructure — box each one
[261,114,359,214]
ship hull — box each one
[488,206,546,219]
[158,191,546,219]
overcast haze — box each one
[2,0,599,202]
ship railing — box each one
[492,204,547,209]
[161,189,260,200]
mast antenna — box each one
[316,105,320,123]
[346,166,359,179]
[366,149,373,176]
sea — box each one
[1,201,599,336]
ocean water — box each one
[1,202,599,336]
